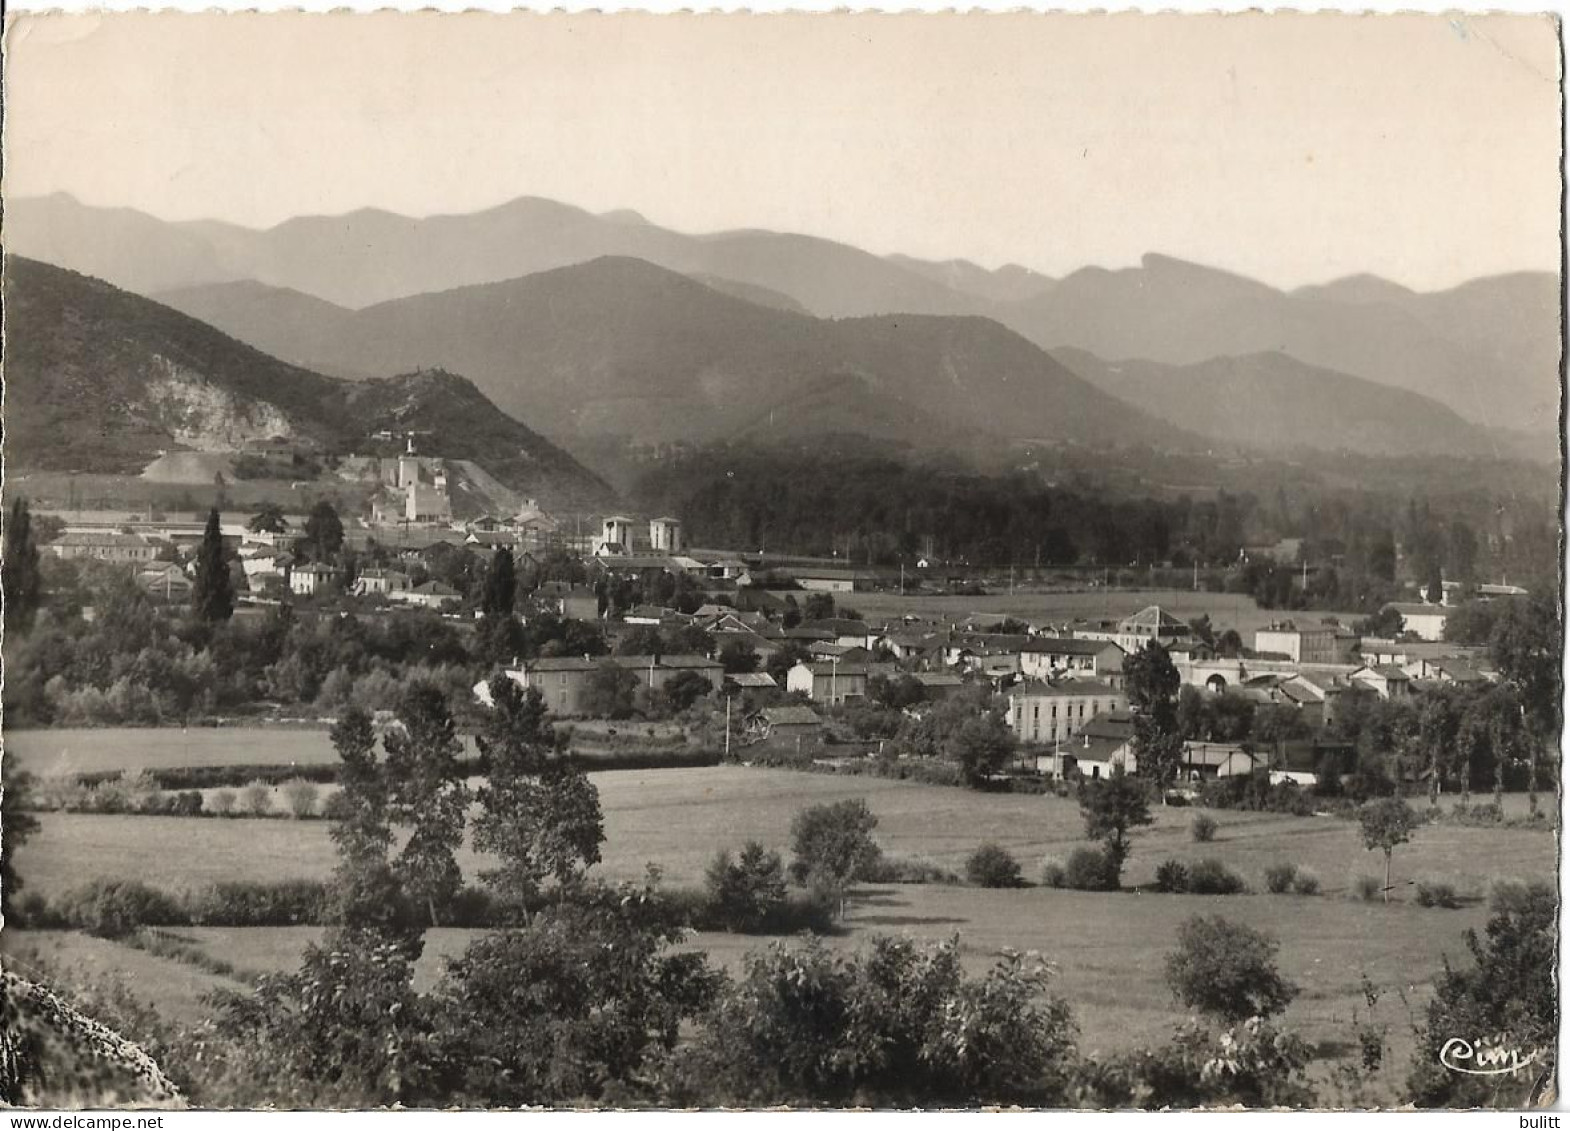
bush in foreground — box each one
[704,842,788,933]
[965,843,1024,888]
[1290,868,1322,896]
[240,780,272,817]
[281,779,320,819]
[55,879,186,938]
[1186,858,1247,895]
[862,855,962,885]
[1064,846,1119,891]
[1152,859,1190,893]
[1414,879,1461,909]
[1040,857,1068,889]
[663,935,1079,1106]
[1264,863,1298,894]
[1351,873,1383,902]
[1164,915,1298,1023]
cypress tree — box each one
[192,507,235,622]
[2,497,43,635]
[482,547,517,618]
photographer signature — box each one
[1439,1036,1540,1076]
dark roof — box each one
[1387,602,1448,617]
[797,661,873,677]
[1009,679,1122,700]
[802,618,872,636]
[1021,637,1121,656]
[725,672,778,688]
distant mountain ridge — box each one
[158,256,1194,453]
[2,257,612,507]
[8,192,1559,436]
[1050,347,1524,461]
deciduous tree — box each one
[1077,768,1153,885]
[472,677,603,919]
[1357,797,1415,903]
[383,682,472,925]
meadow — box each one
[7,727,359,778]
[8,764,1554,1100]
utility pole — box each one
[724,694,732,760]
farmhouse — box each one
[48,530,158,564]
[1350,664,1413,701]
[1180,742,1259,781]
[483,654,724,715]
[389,580,461,610]
[289,562,341,596]
[1019,637,1126,683]
[354,568,412,597]
[137,562,193,600]
[1039,712,1136,780]
[786,660,872,704]
[744,705,825,749]
[1007,680,1129,745]
[1254,622,1339,664]
[1384,602,1449,642]
[1078,606,1195,655]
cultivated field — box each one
[840,587,1364,639]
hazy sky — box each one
[4,12,1562,289]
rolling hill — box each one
[151,256,1192,453]
[1,257,612,507]
[1049,348,1517,460]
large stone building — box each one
[1006,680,1128,745]
[47,531,159,564]
[1254,622,1339,664]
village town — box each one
[19,465,1541,794]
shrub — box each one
[964,843,1024,888]
[1191,813,1219,842]
[1153,859,1190,894]
[1040,857,1068,889]
[705,842,789,932]
[1414,879,1461,909]
[862,855,962,885]
[186,879,331,926]
[1351,873,1382,902]
[171,790,204,817]
[209,788,237,816]
[1187,858,1247,895]
[280,778,320,819]
[1290,868,1321,896]
[1164,915,1299,1022]
[1065,846,1118,891]
[1264,863,1298,894]
[56,879,186,938]
[240,780,273,816]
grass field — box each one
[101,888,1484,1098]
[17,766,1554,896]
[11,764,1554,1100]
[836,587,1363,638]
[6,727,357,778]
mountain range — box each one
[2,257,612,507]
[6,191,1560,455]
[156,257,1188,453]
